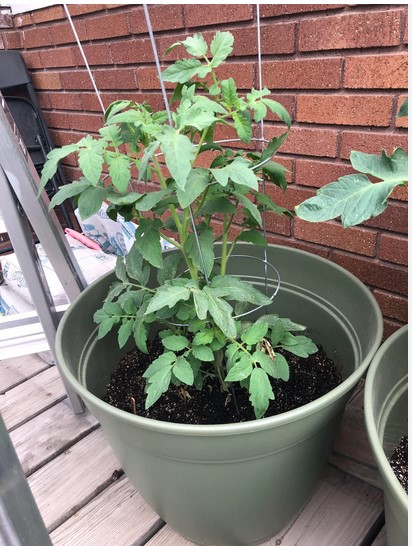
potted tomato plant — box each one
[41,32,383,546]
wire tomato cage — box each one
[62,3,282,317]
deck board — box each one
[28,428,121,532]
[0,365,66,431]
[1,353,386,546]
[50,476,163,546]
[10,398,98,475]
[0,352,49,393]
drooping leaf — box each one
[295,173,404,228]
[241,322,268,345]
[233,110,252,143]
[235,193,262,226]
[236,229,268,247]
[157,252,181,284]
[249,367,274,419]
[133,319,148,353]
[48,178,91,210]
[185,226,215,278]
[176,168,209,208]
[203,287,237,338]
[126,241,150,285]
[104,100,133,122]
[77,138,105,186]
[262,98,291,129]
[137,140,160,182]
[115,256,128,283]
[134,218,163,268]
[261,161,288,191]
[145,285,191,315]
[77,186,109,220]
[118,319,134,348]
[39,144,79,193]
[173,356,194,385]
[158,126,196,190]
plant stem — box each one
[213,348,229,392]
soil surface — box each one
[103,337,343,424]
[389,436,408,493]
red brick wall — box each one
[1,4,408,337]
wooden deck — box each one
[1,353,387,546]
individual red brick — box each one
[46,92,81,111]
[373,290,408,323]
[396,95,408,128]
[295,219,377,256]
[136,67,174,90]
[365,203,407,234]
[50,20,87,45]
[67,113,104,133]
[93,68,137,90]
[13,13,32,27]
[265,213,292,237]
[297,95,392,127]
[68,4,106,16]
[129,5,184,33]
[111,38,154,64]
[340,131,408,159]
[214,62,254,89]
[261,5,345,17]
[299,10,402,51]
[391,184,408,202]
[22,26,51,49]
[295,159,354,188]
[85,12,129,40]
[379,233,408,265]
[21,50,42,69]
[43,111,70,130]
[331,251,408,295]
[344,53,408,89]
[49,129,84,147]
[40,47,75,68]
[184,4,253,27]
[72,43,112,66]
[59,71,94,91]
[3,30,23,49]
[32,72,62,90]
[266,126,339,158]
[262,58,342,89]
[31,5,66,23]
[36,92,51,110]
[403,12,408,44]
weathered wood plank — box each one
[10,398,98,476]
[50,476,163,546]
[0,352,49,393]
[145,465,383,546]
[372,526,387,545]
[28,428,121,532]
[0,366,66,431]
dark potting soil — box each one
[389,436,408,493]
[103,337,343,425]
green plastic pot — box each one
[56,244,383,546]
[364,325,408,546]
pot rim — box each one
[56,244,383,436]
[364,324,408,507]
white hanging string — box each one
[63,4,105,114]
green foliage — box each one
[41,30,319,420]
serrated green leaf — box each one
[143,352,176,379]
[126,241,150,285]
[235,193,262,226]
[260,132,288,163]
[104,100,133,122]
[39,144,79,193]
[280,335,318,358]
[185,227,215,278]
[182,33,208,57]
[134,190,169,211]
[99,125,124,146]
[211,158,259,191]
[145,366,173,409]
[97,317,117,339]
[157,252,181,285]
[225,353,253,382]
[173,356,194,385]
[221,78,238,109]
[192,95,227,115]
[115,256,128,283]
[77,186,109,220]
[256,314,307,332]
[176,168,209,208]
[236,229,268,247]
[102,301,123,316]
[193,289,209,320]
[134,218,163,269]
[158,126,196,190]
[137,140,160,182]
[397,99,408,117]
[118,319,134,348]
[192,345,215,362]
[145,285,191,315]
[107,154,131,194]
[210,276,272,306]
[249,367,274,419]
[48,178,91,210]
[241,322,268,345]
[105,110,143,126]
[203,287,237,338]
[225,343,240,372]
[295,173,403,227]
[253,351,280,380]
[256,193,291,217]
[270,320,285,346]
[350,148,408,183]
[262,98,291,129]
[134,321,148,353]
[233,110,252,143]
[162,335,189,351]
[176,106,217,132]
[202,196,237,214]
[210,31,234,67]
[162,58,211,83]
[78,140,105,186]
[272,352,290,381]
[261,161,288,191]
[193,330,214,345]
